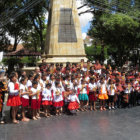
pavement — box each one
[0,106,140,140]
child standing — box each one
[107,79,116,110]
[68,89,80,115]
[98,79,108,111]
[52,81,64,115]
[115,79,123,108]
[30,81,40,120]
[42,83,53,117]
[89,78,97,111]
[78,79,89,111]
[7,73,21,124]
[34,74,43,118]
[123,80,132,108]
[20,77,30,122]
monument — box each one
[43,0,87,63]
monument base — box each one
[38,55,88,64]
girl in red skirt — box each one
[42,83,52,117]
[20,77,30,122]
[52,81,64,116]
[34,74,43,119]
[7,73,21,124]
[89,78,97,111]
[68,89,80,115]
[30,81,40,120]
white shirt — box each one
[52,87,63,102]
[89,83,97,91]
[78,84,87,94]
[68,94,80,104]
[40,79,46,88]
[37,83,42,91]
[77,78,82,85]
[95,69,101,74]
[8,82,19,96]
[65,80,71,85]
[99,84,107,94]
[69,82,74,90]
[42,88,52,101]
[107,84,116,96]
[124,84,133,94]
[46,75,50,81]
[20,84,29,99]
[85,76,90,82]
[31,87,37,100]
[50,80,55,87]
[27,80,32,88]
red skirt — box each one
[7,95,21,107]
[42,100,52,106]
[68,101,79,110]
[89,92,97,101]
[21,97,29,107]
[38,94,42,107]
[31,99,40,109]
[53,101,64,107]
[39,93,42,102]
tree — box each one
[26,0,48,53]
[0,0,49,52]
[89,13,139,66]
[0,0,17,50]
[85,0,140,66]
[6,13,31,51]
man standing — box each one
[0,69,7,124]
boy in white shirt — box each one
[107,79,116,110]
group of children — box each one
[0,60,140,124]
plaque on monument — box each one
[58,8,77,43]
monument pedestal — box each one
[45,55,87,64]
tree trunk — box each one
[13,36,18,51]
[39,32,44,53]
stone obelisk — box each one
[44,0,87,63]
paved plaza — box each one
[0,107,140,140]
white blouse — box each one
[89,83,97,91]
[20,84,29,99]
[107,84,116,96]
[42,88,52,101]
[8,82,19,96]
[68,94,80,104]
[52,87,63,102]
[78,84,87,94]
[26,80,32,88]
[31,87,38,100]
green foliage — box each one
[2,57,21,72]
[87,0,140,66]
[0,0,49,52]
[85,45,108,61]
[21,56,40,67]
[2,57,20,66]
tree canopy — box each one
[87,0,140,66]
[0,0,49,52]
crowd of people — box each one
[0,59,140,124]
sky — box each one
[76,0,93,39]
[9,0,93,44]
